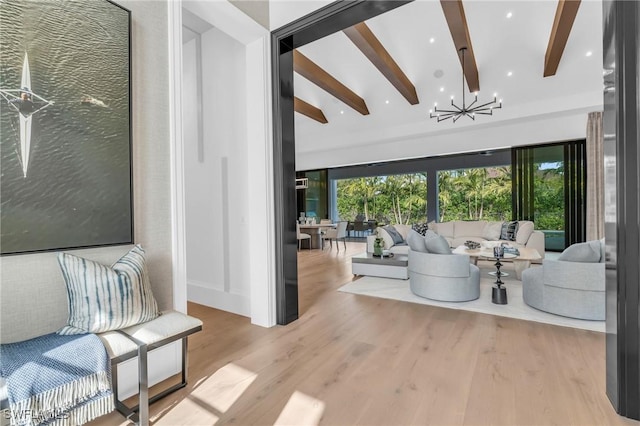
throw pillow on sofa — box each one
[558,240,602,263]
[57,245,160,335]
[425,234,451,254]
[407,230,427,252]
[383,225,405,245]
[483,221,503,240]
[515,221,535,245]
[500,221,519,241]
[411,222,429,236]
[376,227,395,249]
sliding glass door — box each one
[513,141,586,251]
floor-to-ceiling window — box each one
[437,166,511,222]
[513,141,586,251]
[335,173,427,225]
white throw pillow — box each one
[376,227,395,249]
[407,230,427,253]
[483,221,503,240]
[425,235,452,254]
[515,221,535,245]
[57,245,160,335]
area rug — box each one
[338,264,605,333]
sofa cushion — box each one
[558,240,602,263]
[454,220,486,238]
[483,221,503,240]
[376,227,395,250]
[407,230,427,253]
[427,220,438,234]
[383,225,405,245]
[515,221,535,245]
[425,235,451,254]
[389,245,410,255]
[500,221,519,241]
[394,224,412,240]
[412,222,429,236]
[57,245,159,335]
[435,221,455,238]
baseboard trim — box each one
[187,281,250,317]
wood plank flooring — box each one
[91,242,638,426]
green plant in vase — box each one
[373,234,385,256]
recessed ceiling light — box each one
[493,92,498,97]
[385,100,390,104]
[340,110,344,115]
[586,51,593,57]
[440,87,444,92]
[429,37,435,44]
[507,71,513,77]
[506,12,513,19]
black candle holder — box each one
[491,246,508,304]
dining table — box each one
[299,223,337,249]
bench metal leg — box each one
[138,343,149,426]
[113,337,190,426]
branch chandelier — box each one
[429,48,502,123]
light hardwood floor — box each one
[92,242,638,426]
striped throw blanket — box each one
[0,333,113,426]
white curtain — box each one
[586,111,604,241]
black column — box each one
[272,41,299,325]
[426,168,438,222]
[603,0,640,420]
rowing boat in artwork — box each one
[0,52,53,178]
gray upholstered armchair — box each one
[521,240,605,320]
[408,250,480,302]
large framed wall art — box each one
[0,0,132,255]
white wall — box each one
[184,25,251,316]
[181,1,274,326]
[296,108,595,170]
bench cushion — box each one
[97,311,202,360]
[120,311,203,347]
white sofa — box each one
[366,224,412,255]
[367,220,545,261]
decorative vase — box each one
[373,239,384,256]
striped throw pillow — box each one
[57,245,159,335]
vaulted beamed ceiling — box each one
[292,0,601,159]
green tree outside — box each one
[336,173,427,225]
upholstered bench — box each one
[99,311,202,424]
[1,245,202,426]
[1,311,201,426]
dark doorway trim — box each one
[604,0,640,420]
[271,1,412,325]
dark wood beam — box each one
[544,0,581,77]
[440,0,480,93]
[343,22,419,105]
[294,97,328,124]
[293,50,370,115]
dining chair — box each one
[323,221,348,251]
[296,222,312,251]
